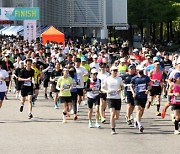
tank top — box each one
[151,69,162,86]
[171,83,180,105]
[87,78,101,98]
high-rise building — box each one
[0,0,127,41]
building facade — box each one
[0,0,127,41]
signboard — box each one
[0,7,40,20]
[24,20,37,42]
[115,26,129,30]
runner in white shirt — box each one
[0,61,9,108]
[90,54,100,70]
[75,58,88,112]
[97,63,110,123]
[102,66,124,135]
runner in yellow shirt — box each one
[56,67,73,123]
[32,60,42,105]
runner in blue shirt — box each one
[130,65,151,133]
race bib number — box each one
[24,81,31,86]
[63,84,70,90]
[138,84,146,92]
[125,84,131,91]
[153,80,160,86]
[0,81,2,85]
[175,96,180,102]
[110,91,117,96]
[92,87,99,94]
[48,67,53,73]
[55,76,60,82]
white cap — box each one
[91,68,98,74]
[120,58,125,62]
[156,52,161,56]
[32,59,37,63]
[110,66,118,71]
[6,50,12,54]
[92,54,98,59]
[63,67,69,71]
[133,48,139,52]
[136,65,144,71]
[5,53,10,57]
[78,49,82,52]
[19,60,24,64]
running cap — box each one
[133,48,139,52]
[63,67,69,71]
[91,68,98,74]
[136,65,144,71]
[92,54,98,59]
[128,64,136,69]
[110,66,118,71]
[120,58,125,62]
[78,49,82,52]
[153,56,159,62]
[81,57,86,62]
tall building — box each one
[0,0,127,41]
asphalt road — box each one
[0,89,179,154]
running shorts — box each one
[107,99,121,110]
[87,96,100,108]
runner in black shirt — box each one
[18,59,35,119]
[50,62,62,109]
[121,64,136,125]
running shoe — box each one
[28,113,33,119]
[54,104,59,109]
[20,105,24,112]
[62,119,67,123]
[134,121,138,128]
[73,114,78,120]
[156,112,161,116]
[95,122,101,128]
[101,117,106,123]
[174,130,180,135]
[127,120,132,125]
[88,121,93,128]
[139,126,144,132]
[111,130,116,135]
[161,109,166,118]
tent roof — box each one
[41,26,64,36]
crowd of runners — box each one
[0,37,179,135]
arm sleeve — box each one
[85,79,92,91]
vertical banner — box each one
[24,20,36,42]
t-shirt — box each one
[50,69,62,85]
[57,76,73,97]
[131,75,150,99]
[90,62,99,70]
[19,68,35,88]
[0,69,9,92]
[81,64,90,82]
[163,59,172,72]
[121,73,136,96]
[103,76,124,99]
[75,67,88,88]
[32,67,41,84]
[97,71,110,87]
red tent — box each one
[41,26,65,45]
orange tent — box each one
[41,26,65,45]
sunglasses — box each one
[92,73,98,75]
